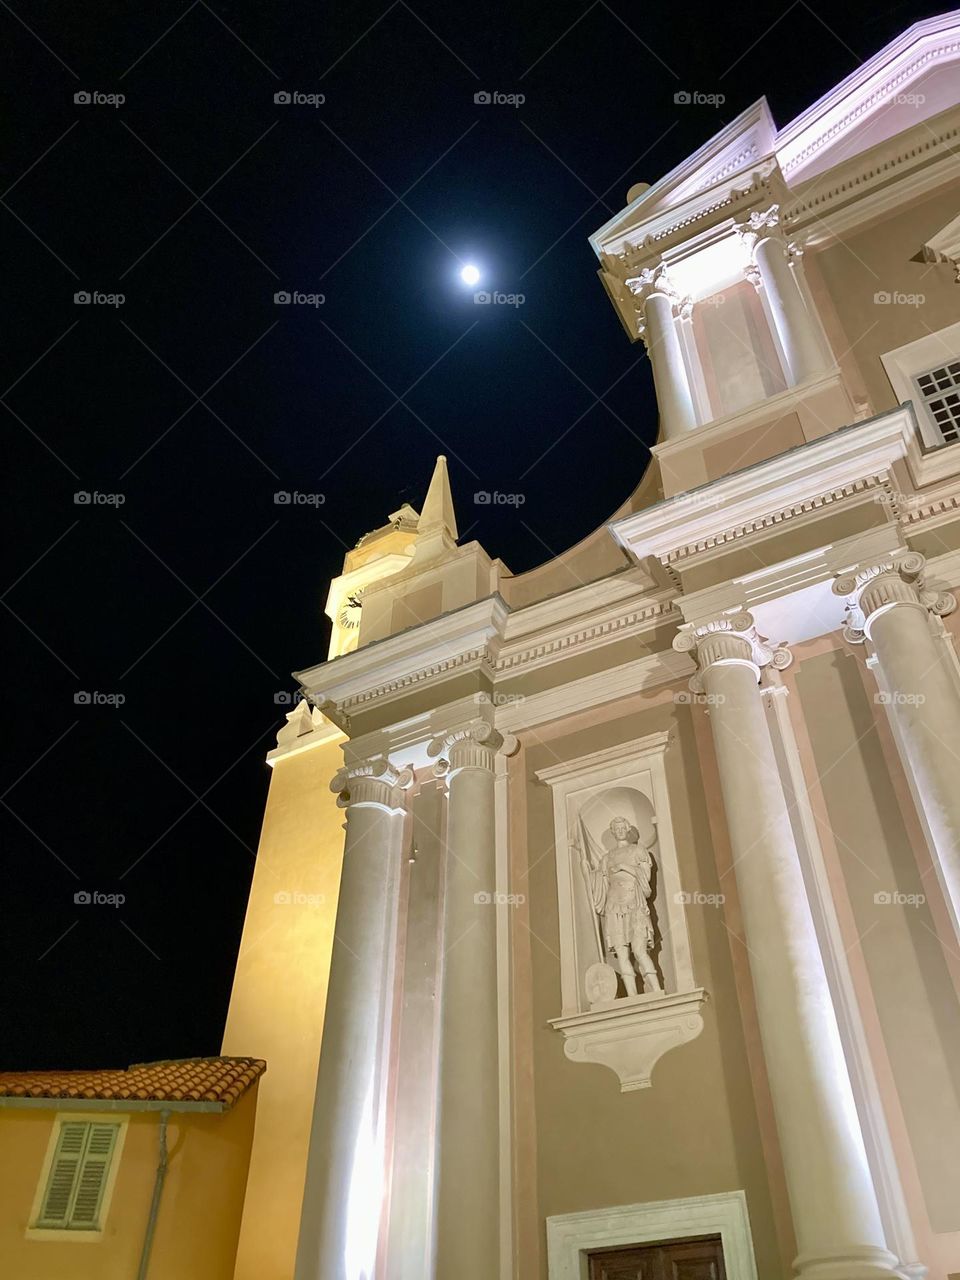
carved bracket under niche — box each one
[536,732,707,1092]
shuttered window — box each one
[35,1121,120,1230]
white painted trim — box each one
[494,749,514,1280]
[611,406,915,564]
[880,321,960,450]
[762,684,924,1276]
[775,11,960,178]
[867,646,960,947]
[546,1189,758,1280]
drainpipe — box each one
[136,1108,170,1280]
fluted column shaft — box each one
[676,617,899,1280]
[430,722,502,1280]
[295,762,408,1280]
[838,557,960,941]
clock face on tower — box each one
[337,588,364,631]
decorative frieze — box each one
[495,599,678,674]
[334,646,497,718]
[660,477,886,565]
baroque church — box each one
[221,11,960,1280]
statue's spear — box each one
[574,814,604,964]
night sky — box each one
[3,0,936,1069]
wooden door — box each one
[588,1234,726,1280]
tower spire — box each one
[410,455,459,568]
[416,454,459,542]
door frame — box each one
[546,1190,758,1280]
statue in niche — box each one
[578,814,663,998]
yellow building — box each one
[0,1057,262,1280]
[223,12,960,1280]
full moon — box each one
[460,264,480,286]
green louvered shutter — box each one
[37,1121,120,1230]
[37,1122,88,1225]
[69,1124,118,1227]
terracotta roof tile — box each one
[0,1057,265,1110]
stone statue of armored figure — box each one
[580,815,663,996]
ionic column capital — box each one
[330,756,414,810]
[673,610,792,688]
[625,264,691,342]
[427,718,507,776]
[832,552,956,643]
[626,261,678,304]
[735,203,783,250]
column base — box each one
[794,1244,908,1280]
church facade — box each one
[226,12,960,1280]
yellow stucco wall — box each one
[0,1090,256,1280]
[221,730,347,1280]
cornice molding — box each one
[785,108,960,244]
[611,406,915,567]
[534,729,674,785]
[295,595,509,724]
[776,13,960,178]
[496,595,679,677]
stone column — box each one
[627,263,698,440]
[295,758,410,1280]
[428,719,504,1280]
[835,552,960,941]
[674,613,901,1280]
[738,205,831,385]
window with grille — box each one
[34,1121,121,1231]
[915,361,960,444]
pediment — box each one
[590,99,776,257]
